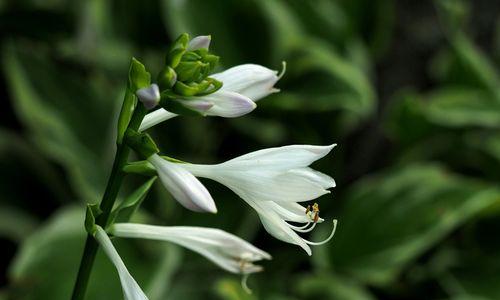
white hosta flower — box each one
[179,144,338,255]
[110,223,271,275]
[139,63,284,131]
[136,84,160,110]
[148,153,217,213]
[94,226,148,300]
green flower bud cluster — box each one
[157,33,222,98]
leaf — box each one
[425,88,500,128]
[145,245,183,300]
[296,273,375,300]
[450,33,500,99]
[8,206,161,300]
[3,42,118,201]
[317,163,500,286]
[112,177,157,223]
[0,206,37,242]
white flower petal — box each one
[211,64,283,101]
[140,108,178,131]
[94,226,148,300]
[148,154,217,213]
[180,99,214,113]
[288,167,336,189]
[222,144,337,170]
[195,90,256,118]
[187,35,211,50]
[248,200,312,255]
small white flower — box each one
[94,226,148,300]
[110,223,271,275]
[136,84,160,110]
[148,153,217,213]
[179,144,338,255]
[139,63,284,131]
[187,35,211,51]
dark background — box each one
[0,0,499,299]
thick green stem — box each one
[71,104,146,300]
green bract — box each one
[85,204,102,235]
[125,129,160,159]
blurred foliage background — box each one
[0,0,499,299]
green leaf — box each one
[318,163,500,286]
[112,177,157,223]
[8,206,160,300]
[0,206,37,243]
[450,31,500,100]
[425,88,500,128]
[3,42,116,201]
[296,273,375,300]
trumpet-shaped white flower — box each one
[139,64,284,131]
[110,223,271,275]
[178,144,338,255]
[94,226,148,300]
[148,154,217,213]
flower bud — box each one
[187,35,211,51]
[160,33,221,98]
[157,66,177,90]
[136,84,160,109]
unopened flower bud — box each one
[136,84,160,109]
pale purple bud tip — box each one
[137,84,160,110]
[187,35,211,51]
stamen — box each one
[306,203,321,223]
[287,222,313,230]
[293,222,317,233]
[304,219,338,245]
[241,273,252,294]
[277,61,287,80]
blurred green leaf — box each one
[215,278,257,300]
[319,163,500,286]
[0,206,37,242]
[3,42,118,202]
[296,273,375,300]
[146,244,183,300]
[425,88,500,128]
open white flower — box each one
[178,144,338,255]
[139,63,284,131]
[148,153,217,213]
[94,226,148,300]
[110,223,271,275]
